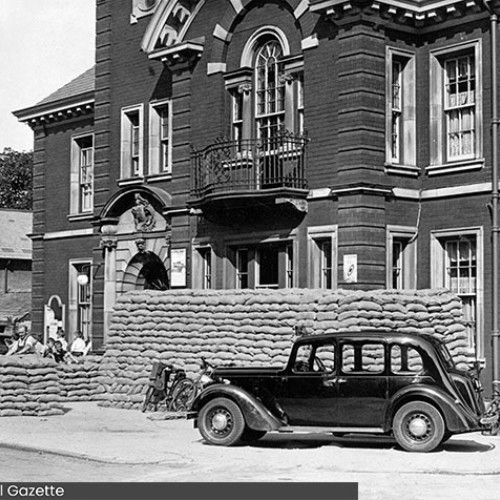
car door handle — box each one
[337,378,347,384]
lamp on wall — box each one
[76,264,103,286]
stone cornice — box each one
[310,0,495,29]
[13,93,94,128]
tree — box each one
[0,148,33,210]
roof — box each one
[35,66,95,107]
[13,66,95,123]
[0,210,32,260]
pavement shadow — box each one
[246,434,495,453]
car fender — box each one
[192,383,284,431]
[386,385,480,433]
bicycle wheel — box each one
[169,378,195,412]
[141,386,155,413]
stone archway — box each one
[122,247,170,293]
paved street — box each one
[0,403,498,500]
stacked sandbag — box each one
[57,355,105,402]
[0,355,65,417]
[98,288,474,409]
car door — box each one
[275,340,339,426]
[334,341,388,428]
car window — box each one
[341,343,385,374]
[314,344,335,373]
[391,345,424,373]
[293,343,335,373]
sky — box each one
[0,0,96,152]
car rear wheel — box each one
[393,401,445,453]
[198,397,245,446]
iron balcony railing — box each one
[190,132,308,201]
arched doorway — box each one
[122,247,170,292]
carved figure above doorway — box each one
[132,194,156,232]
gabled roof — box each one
[0,210,32,260]
[35,66,95,107]
[13,66,95,125]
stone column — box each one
[100,225,118,343]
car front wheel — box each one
[198,397,245,446]
[393,401,445,453]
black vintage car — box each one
[190,331,498,452]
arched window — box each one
[228,29,304,144]
[255,39,285,140]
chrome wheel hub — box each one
[406,413,432,440]
[211,412,229,431]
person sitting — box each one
[70,331,87,357]
[6,325,37,356]
[55,328,68,351]
[53,340,79,363]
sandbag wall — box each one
[0,355,65,416]
[98,288,474,410]
[57,355,104,402]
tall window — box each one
[193,246,213,289]
[121,105,144,178]
[386,227,417,290]
[149,100,172,175]
[429,41,482,172]
[286,244,294,288]
[255,40,285,140]
[70,134,94,215]
[391,59,402,163]
[225,30,304,144]
[309,228,337,289]
[69,261,92,344]
[444,55,475,161]
[444,237,477,345]
[201,248,212,289]
[431,229,483,356]
[236,248,249,289]
[386,48,416,172]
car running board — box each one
[277,426,385,434]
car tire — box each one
[393,401,445,453]
[198,397,245,446]
[241,428,267,442]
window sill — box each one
[67,213,94,222]
[384,163,420,177]
[425,159,484,176]
[118,177,145,187]
[146,172,172,183]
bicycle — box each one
[141,361,195,413]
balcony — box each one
[189,133,309,212]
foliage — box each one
[0,148,33,210]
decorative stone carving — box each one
[238,82,252,94]
[132,194,157,232]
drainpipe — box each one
[485,0,500,396]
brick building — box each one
[13,0,500,389]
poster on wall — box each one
[343,254,357,283]
[171,248,187,287]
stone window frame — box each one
[224,230,298,289]
[385,47,417,176]
[69,132,94,218]
[192,243,214,290]
[427,40,484,176]
[68,259,93,347]
[148,99,172,178]
[430,227,484,358]
[307,225,338,289]
[386,225,417,290]
[120,104,144,181]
